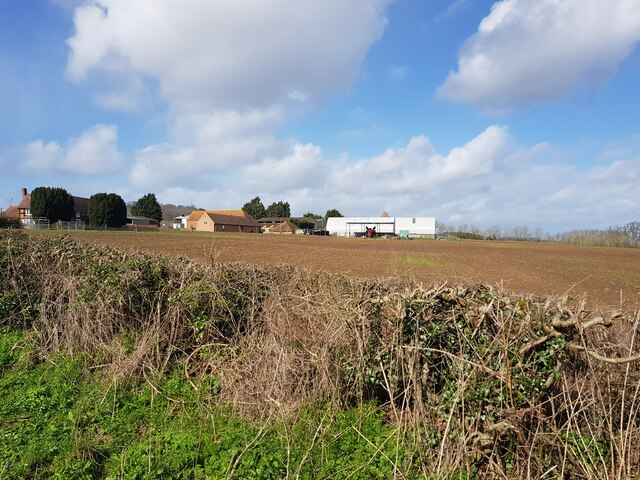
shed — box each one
[267,220,298,235]
[127,216,160,227]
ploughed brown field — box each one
[39,230,640,310]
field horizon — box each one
[35,229,640,312]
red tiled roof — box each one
[2,205,19,218]
[18,194,31,209]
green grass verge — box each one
[0,330,415,480]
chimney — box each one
[21,187,27,198]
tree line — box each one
[241,196,342,229]
[22,187,163,228]
[436,221,640,248]
[16,188,343,229]
[551,222,640,248]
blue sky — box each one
[1,0,639,232]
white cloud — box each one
[24,141,62,171]
[58,0,640,232]
[61,0,390,209]
[331,125,509,195]
[438,0,640,113]
[66,0,395,199]
[67,0,392,112]
[129,108,286,189]
[243,144,325,192]
[326,129,639,230]
[133,125,640,232]
[24,124,124,175]
[94,92,138,112]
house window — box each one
[412,217,416,223]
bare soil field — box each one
[39,230,640,310]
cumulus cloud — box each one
[132,126,639,232]
[438,0,640,112]
[129,108,286,189]
[323,128,639,230]
[66,0,395,198]
[331,125,509,196]
[67,0,392,112]
[94,92,139,112]
[24,124,124,175]
[243,144,326,192]
[58,0,639,231]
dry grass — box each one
[2,229,640,478]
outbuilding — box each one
[173,215,189,229]
[326,216,436,238]
[267,220,298,235]
[186,210,260,233]
[127,216,160,227]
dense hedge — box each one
[0,216,21,229]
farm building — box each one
[1,205,19,219]
[187,210,244,230]
[17,188,33,224]
[173,215,189,229]
[186,210,260,233]
[127,216,159,227]
[15,187,89,226]
[326,216,436,238]
[266,220,299,235]
[257,216,291,225]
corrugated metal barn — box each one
[326,217,436,238]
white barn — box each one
[173,215,189,229]
[326,217,436,238]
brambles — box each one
[1,229,639,478]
